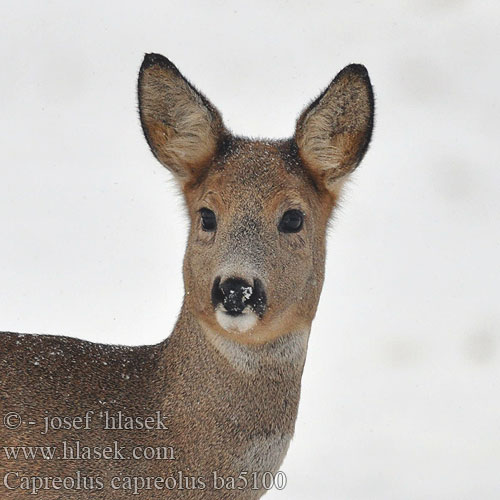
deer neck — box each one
[158,302,310,437]
[166,302,310,376]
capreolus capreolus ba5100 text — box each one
[0,53,374,498]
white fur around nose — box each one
[215,306,258,333]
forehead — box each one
[198,138,317,204]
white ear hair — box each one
[295,64,374,193]
[138,53,226,185]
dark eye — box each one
[278,209,304,233]
[200,208,217,232]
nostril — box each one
[211,277,223,309]
[251,278,267,317]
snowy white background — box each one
[1,1,500,498]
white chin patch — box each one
[215,307,258,333]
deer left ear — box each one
[138,53,225,186]
[295,64,374,194]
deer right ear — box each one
[295,64,374,195]
[138,53,225,185]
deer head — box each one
[138,53,374,345]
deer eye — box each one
[200,208,217,232]
[278,209,304,233]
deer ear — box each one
[138,53,225,185]
[295,64,374,194]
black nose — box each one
[211,277,267,317]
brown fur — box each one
[0,53,374,498]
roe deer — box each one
[0,53,374,498]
